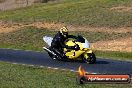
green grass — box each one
[0,26,131,50]
[0,0,132,27]
[0,27,132,60]
[0,61,132,88]
[94,50,132,61]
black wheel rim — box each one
[83,53,96,64]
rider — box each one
[51,26,80,59]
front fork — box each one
[83,49,93,59]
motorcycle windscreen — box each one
[43,36,53,46]
[81,38,90,48]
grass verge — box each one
[94,50,132,61]
[0,27,131,60]
[0,0,132,27]
[0,27,131,50]
[0,61,132,88]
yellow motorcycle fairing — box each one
[65,50,85,59]
[63,39,92,60]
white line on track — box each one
[22,64,26,66]
[28,65,34,67]
[53,68,59,70]
[12,63,18,65]
[48,67,51,69]
[2,48,132,80]
[4,62,132,79]
[10,62,79,73]
[40,66,44,68]
[70,70,75,72]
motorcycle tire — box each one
[83,53,96,64]
[76,76,86,84]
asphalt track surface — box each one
[0,49,132,76]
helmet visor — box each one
[63,32,68,36]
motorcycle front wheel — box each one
[83,53,96,64]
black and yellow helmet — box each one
[60,27,68,37]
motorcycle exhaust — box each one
[43,47,56,56]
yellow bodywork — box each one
[63,39,92,60]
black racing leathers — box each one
[51,32,76,59]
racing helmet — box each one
[60,27,68,37]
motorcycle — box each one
[43,35,96,64]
